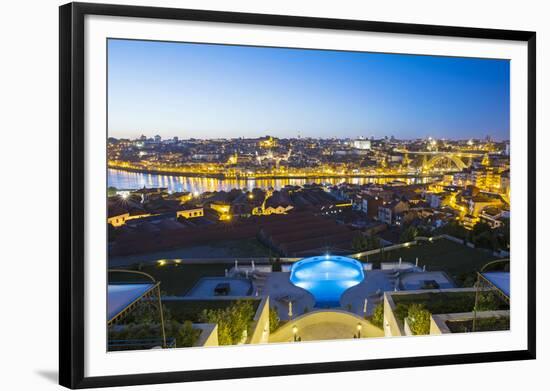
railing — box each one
[108,337,176,351]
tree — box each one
[496,218,510,250]
[352,232,369,252]
[435,221,468,241]
[199,300,255,345]
[473,230,498,250]
[366,235,381,251]
[352,232,381,252]
[399,226,418,243]
[472,221,492,238]
[471,221,498,250]
[407,303,431,335]
[371,303,384,328]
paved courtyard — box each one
[260,268,453,320]
[261,272,315,320]
[340,270,394,316]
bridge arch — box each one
[425,154,467,170]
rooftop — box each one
[481,272,510,297]
[107,283,156,321]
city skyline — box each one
[108,39,510,141]
[109,134,507,142]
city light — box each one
[108,134,509,239]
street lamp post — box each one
[357,323,362,338]
[292,325,298,342]
[288,301,293,319]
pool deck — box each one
[262,272,316,320]
[340,270,395,316]
[262,270,398,318]
[186,277,253,297]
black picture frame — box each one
[59,2,536,389]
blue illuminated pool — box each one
[290,255,365,307]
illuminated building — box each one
[500,170,510,196]
[479,208,505,229]
[210,202,231,220]
[470,168,501,192]
[252,189,293,216]
[108,211,130,227]
[176,207,204,219]
[171,192,193,203]
[352,139,371,150]
[468,195,504,217]
[259,136,277,149]
[481,153,490,166]
[377,200,409,225]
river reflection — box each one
[108,169,437,194]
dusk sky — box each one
[108,39,510,141]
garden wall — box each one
[247,296,270,344]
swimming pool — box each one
[290,255,365,307]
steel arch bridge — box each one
[424,154,468,170]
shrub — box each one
[108,319,201,349]
[434,221,469,241]
[407,303,431,335]
[394,303,409,322]
[475,291,502,312]
[176,320,200,347]
[447,316,510,333]
[271,258,282,272]
[269,307,280,333]
[400,226,418,243]
[199,300,255,345]
[473,316,510,332]
[371,303,384,328]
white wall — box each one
[0,0,548,391]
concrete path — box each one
[269,310,384,343]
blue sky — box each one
[108,39,510,141]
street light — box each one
[292,325,298,342]
[357,323,362,338]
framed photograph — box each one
[59,2,536,389]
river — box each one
[107,168,438,194]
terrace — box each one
[360,237,499,286]
[106,239,510,350]
[382,288,509,337]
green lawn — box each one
[363,239,499,286]
[110,238,276,267]
[131,263,229,296]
